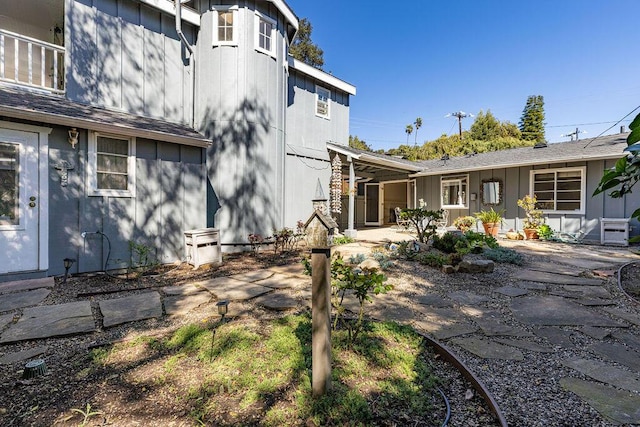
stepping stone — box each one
[164,292,212,317]
[526,262,581,276]
[413,306,465,324]
[517,282,547,291]
[0,288,51,312]
[535,327,574,348]
[268,264,305,275]
[475,317,533,337]
[0,277,54,294]
[0,313,13,329]
[163,284,206,296]
[563,285,613,299]
[553,257,616,270]
[514,270,604,286]
[448,291,489,305]
[255,273,309,289]
[415,294,453,307]
[563,358,640,393]
[99,292,162,328]
[494,286,529,297]
[598,307,640,326]
[0,346,48,364]
[0,301,95,343]
[510,296,626,327]
[198,277,272,301]
[560,377,640,424]
[229,270,274,283]
[579,326,610,340]
[494,338,553,353]
[590,342,640,371]
[450,337,524,360]
[253,292,299,311]
[611,330,640,351]
[429,323,478,340]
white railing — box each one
[0,28,65,94]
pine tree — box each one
[519,95,546,142]
[289,18,324,70]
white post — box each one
[344,156,357,238]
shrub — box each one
[537,224,554,240]
[333,235,355,245]
[483,247,524,265]
[416,252,448,267]
[464,230,499,249]
[453,216,475,232]
[395,240,420,260]
[399,205,443,243]
[432,232,466,254]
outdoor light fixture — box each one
[216,300,229,318]
[63,258,75,283]
[68,128,79,149]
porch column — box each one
[344,155,357,238]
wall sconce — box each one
[68,128,79,149]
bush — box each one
[537,224,554,240]
[464,230,499,249]
[416,251,448,267]
[395,240,420,260]
[333,235,355,245]
[432,232,466,254]
[483,247,524,265]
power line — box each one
[445,111,473,138]
[583,104,640,149]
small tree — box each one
[400,200,443,243]
[519,95,546,142]
[289,18,324,69]
[348,135,371,151]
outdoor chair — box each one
[435,210,449,234]
[394,207,412,231]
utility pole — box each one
[447,111,473,138]
[561,128,586,141]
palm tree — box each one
[405,124,413,144]
[414,117,422,146]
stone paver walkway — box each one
[0,229,639,424]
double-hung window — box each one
[316,86,330,118]
[531,167,585,213]
[255,12,275,56]
[88,132,136,197]
[441,175,468,208]
[212,6,238,46]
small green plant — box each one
[537,224,554,240]
[371,251,394,270]
[70,403,103,427]
[483,247,524,265]
[474,207,505,224]
[453,215,475,232]
[464,230,499,249]
[333,235,355,245]
[416,251,448,267]
[348,253,366,264]
[517,194,545,229]
[128,240,158,277]
[394,240,420,260]
[432,232,466,254]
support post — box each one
[311,247,332,397]
[344,156,357,238]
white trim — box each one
[289,57,357,95]
[327,143,422,172]
[254,12,276,57]
[315,85,330,119]
[441,174,469,209]
[270,0,298,31]
[529,166,586,215]
[139,0,201,26]
[211,5,239,46]
[88,131,137,198]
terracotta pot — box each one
[523,228,539,240]
[482,222,500,237]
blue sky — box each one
[286,0,640,151]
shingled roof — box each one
[412,133,629,177]
[0,86,210,147]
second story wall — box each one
[66,0,196,124]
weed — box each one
[70,403,103,427]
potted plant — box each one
[453,215,475,232]
[517,194,544,239]
[474,208,504,237]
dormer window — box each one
[316,86,330,119]
[212,6,238,46]
[255,12,276,56]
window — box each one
[531,167,585,213]
[255,12,275,56]
[88,132,136,197]
[316,86,330,118]
[441,175,468,208]
[0,142,18,225]
[212,6,238,46]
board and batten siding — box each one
[196,3,288,244]
[415,159,639,241]
[66,0,195,125]
[47,126,206,276]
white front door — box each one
[0,128,41,274]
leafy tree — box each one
[289,18,324,69]
[348,135,371,151]
[469,110,502,141]
[519,95,546,142]
[414,117,423,146]
[405,124,413,144]
[594,112,640,243]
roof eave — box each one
[327,142,421,172]
[289,57,356,95]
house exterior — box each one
[0,0,355,281]
[332,131,640,243]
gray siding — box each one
[47,125,206,276]
[284,155,331,228]
[66,0,195,124]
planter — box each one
[523,228,539,240]
[482,222,500,237]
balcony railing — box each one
[0,29,65,94]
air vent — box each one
[533,142,547,149]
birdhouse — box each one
[304,210,338,248]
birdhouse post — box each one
[304,209,337,397]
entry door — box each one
[0,128,40,274]
[364,183,381,226]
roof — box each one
[0,86,211,148]
[327,142,422,173]
[289,58,356,95]
[411,133,630,177]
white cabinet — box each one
[600,218,630,246]
[184,228,222,268]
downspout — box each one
[175,0,195,127]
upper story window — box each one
[316,86,330,118]
[531,167,586,214]
[88,132,136,197]
[441,174,468,209]
[255,12,276,56]
[212,6,238,46]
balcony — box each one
[0,29,65,94]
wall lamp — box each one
[68,128,79,149]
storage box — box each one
[184,228,222,268]
[600,218,630,246]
